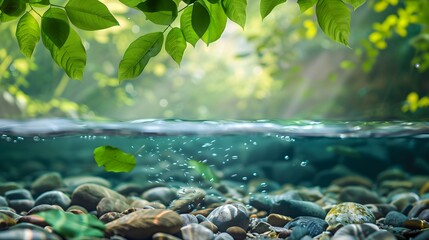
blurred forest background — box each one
[0,0,428,121]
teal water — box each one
[1,119,429,188]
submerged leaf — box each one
[16,12,40,58]
[166,27,187,65]
[316,0,350,46]
[36,210,105,238]
[94,145,137,172]
[118,32,163,81]
[188,160,219,183]
[260,0,286,19]
[65,0,119,30]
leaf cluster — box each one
[1,0,367,81]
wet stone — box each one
[270,199,326,219]
[366,230,397,240]
[384,211,408,227]
[267,213,293,227]
[251,221,271,234]
[331,175,373,189]
[417,209,429,221]
[339,186,382,204]
[64,176,111,189]
[332,223,379,240]
[289,226,309,240]
[152,232,182,240]
[31,172,63,196]
[26,204,63,215]
[325,202,376,229]
[71,183,128,211]
[207,203,249,232]
[181,213,199,225]
[8,199,34,213]
[285,216,328,237]
[96,197,131,216]
[0,212,16,229]
[181,223,214,240]
[0,197,7,207]
[142,187,177,206]
[99,212,125,224]
[169,187,206,214]
[105,209,183,240]
[0,228,62,240]
[200,220,218,233]
[17,214,49,228]
[5,188,33,201]
[0,182,22,196]
[34,190,71,209]
[226,226,247,240]
[214,232,234,240]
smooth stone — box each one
[331,175,373,189]
[181,214,199,225]
[413,230,429,240]
[214,232,234,240]
[5,189,33,201]
[0,228,62,240]
[0,197,7,207]
[0,212,17,229]
[270,200,326,219]
[377,168,407,183]
[9,222,45,230]
[31,172,63,196]
[0,209,21,220]
[8,199,35,213]
[365,204,397,219]
[339,186,382,204]
[251,221,271,234]
[71,183,127,211]
[105,209,183,240]
[17,215,49,228]
[267,213,293,227]
[169,187,205,214]
[390,192,419,212]
[200,220,218,233]
[99,212,125,223]
[115,183,145,196]
[417,209,429,221]
[384,211,408,227]
[0,182,22,196]
[407,199,429,218]
[96,197,131,216]
[181,223,214,240]
[289,226,309,240]
[34,191,71,209]
[207,203,249,232]
[63,176,111,189]
[325,202,376,229]
[142,187,177,206]
[332,223,379,240]
[226,226,247,240]
[152,232,182,240]
[285,216,328,237]
[26,204,63,215]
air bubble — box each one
[300,160,309,167]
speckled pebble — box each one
[325,202,376,229]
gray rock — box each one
[5,189,33,201]
[0,197,8,207]
[384,211,408,227]
[285,216,328,237]
[207,203,249,232]
[8,199,34,213]
[270,200,326,219]
[290,226,309,240]
[181,223,214,240]
[96,197,131,216]
[64,176,111,189]
[214,233,234,240]
[181,214,199,225]
[71,183,128,211]
[142,187,177,206]
[169,187,205,214]
[0,228,61,240]
[339,186,382,204]
[27,204,63,215]
[34,191,71,209]
[31,172,63,196]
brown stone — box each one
[267,213,293,227]
[226,226,247,240]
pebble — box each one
[63,176,111,189]
[169,187,205,213]
[251,221,271,234]
[0,228,62,240]
[338,186,382,204]
[0,212,16,229]
[34,190,71,209]
[214,232,234,240]
[332,223,379,239]
[267,213,293,227]
[142,187,177,206]
[99,212,125,223]
[5,189,33,201]
[325,202,376,229]
[0,182,22,196]
[270,199,326,219]
[207,203,249,232]
[105,209,183,240]
[384,211,408,227]
[8,199,35,213]
[180,213,199,225]
[96,197,131,216]
[0,197,7,207]
[26,204,63,215]
[331,175,373,189]
[200,220,218,233]
[31,172,63,196]
[226,226,247,240]
[152,232,182,240]
[71,183,128,211]
[285,216,328,237]
[181,223,214,240]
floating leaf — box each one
[316,0,350,46]
[188,160,219,183]
[166,27,186,65]
[192,1,210,38]
[260,0,286,19]
[118,32,163,81]
[342,0,367,10]
[41,8,70,48]
[16,12,40,58]
[0,0,26,22]
[36,210,105,239]
[137,0,178,25]
[65,0,119,31]
[297,0,317,13]
[222,0,246,28]
[42,9,86,80]
[94,145,137,172]
[180,6,199,46]
[201,0,227,45]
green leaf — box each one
[28,0,50,6]
[316,0,350,46]
[222,0,246,28]
[137,0,178,25]
[118,32,163,81]
[42,10,86,80]
[16,12,40,58]
[260,0,286,19]
[41,8,70,48]
[206,0,219,3]
[65,0,119,31]
[297,0,317,13]
[94,145,137,172]
[119,0,143,7]
[0,0,26,22]
[201,0,227,45]
[166,27,186,65]
[342,0,366,10]
[36,210,105,239]
[183,0,196,4]
[180,6,199,46]
[188,160,219,183]
[192,1,210,38]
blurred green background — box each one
[0,0,428,121]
